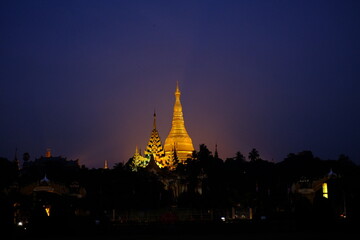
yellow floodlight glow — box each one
[322,183,328,199]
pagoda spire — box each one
[175,81,180,96]
[153,110,157,129]
[164,82,194,162]
[145,112,165,167]
[214,144,219,159]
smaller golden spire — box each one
[104,160,108,169]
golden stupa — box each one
[164,82,194,162]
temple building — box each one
[130,82,194,171]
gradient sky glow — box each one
[1,0,360,168]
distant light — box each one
[18,221,23,226]
[221,217,225,222]
[322,183,328,199]
[45,207,51,216]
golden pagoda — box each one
[164,82,194,162]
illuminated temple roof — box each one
[144,112,166,166]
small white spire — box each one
[41,174,50,183]
[328,168,336,177]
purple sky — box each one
[1,0,360,168]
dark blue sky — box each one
[1,0,360,168]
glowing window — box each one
[322,183,328,199]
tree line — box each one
[1,145,360,230]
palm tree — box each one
[248,148,260,162]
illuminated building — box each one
[293,169,336,202]
[164,82,195,163]
[15,173,86,227]
[130,82,194,170]
[130,113,180,170]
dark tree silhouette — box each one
[235,151,245,162]
[0,158,18,191]
[248,148,260,162]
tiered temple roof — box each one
[144,112,166,167]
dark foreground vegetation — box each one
[1,145,360,238]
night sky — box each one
[1,0,360,168]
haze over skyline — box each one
[1,0,360,168]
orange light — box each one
[45,207,50,216]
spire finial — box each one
[175,81,180,96]
[153,110,157,129]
